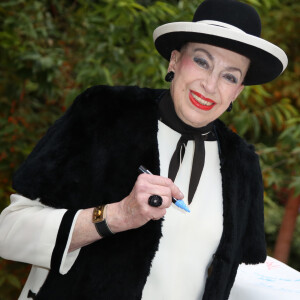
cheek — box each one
[229,86,243,102]
[220,85,241,103]
[176,56,197,79]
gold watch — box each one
[92,205,114,237]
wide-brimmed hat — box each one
[153,0,288,85]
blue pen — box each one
[138,165,190,213]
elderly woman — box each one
[0,0,287,299]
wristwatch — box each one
[92,205,114,237]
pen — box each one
[138,165,190,213]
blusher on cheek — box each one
[180,56,196,75]
[181,55,193,67]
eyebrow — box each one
[194,48,214,61]
[193,48,243,77]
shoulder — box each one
[66,85,165,122]
[73,85,165,108]
[214,119,258,163]
[214,120,263,190]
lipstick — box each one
[189,90,216,111]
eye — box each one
[193,57,209,69]
[223,73,238,84]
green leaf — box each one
[6,274,21,289]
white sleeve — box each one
[0,194,81,274]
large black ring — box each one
[148,195,163,207]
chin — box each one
[184,116,208,128]
[181,111,209,127]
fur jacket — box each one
[13,85,266,300]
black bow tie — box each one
[159,91,216,204]
[168,132,216,204]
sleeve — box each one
[0,194,81,274]
[240,157,267,264]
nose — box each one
[201,73,218,95]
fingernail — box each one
[179,192,184,199]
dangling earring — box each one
[165,71,174,82]
[226,102,233,112]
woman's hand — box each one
[69,174,183,252]
[106,174,184,233]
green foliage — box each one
[221,0,300,273]
[221,1,300,197]
[0,0,299,298]
[0,259,30,300]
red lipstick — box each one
[189,90,216,111]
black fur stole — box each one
[13,85,165,299]
[12,85,266,300]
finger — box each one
[152,216,163,221]
[135,176,172,203]
[138,174,184,199]
[138,173,173,187]
[145,186,173,207]
[153,176,184,200]
[150,208,167,220]
[170,183,184,200]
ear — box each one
[232,84,245,103]
[167,50,180,72]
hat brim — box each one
[154,22,288,85]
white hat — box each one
[154,0,288,85]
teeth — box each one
[192,93,213,106]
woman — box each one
[0,0,287,299]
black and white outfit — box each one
[0,0,288,299]
[0,86,266,299]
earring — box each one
[165,71,174,82]
[226,102,233,112]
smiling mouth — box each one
[189,90,216,111]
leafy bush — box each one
[0,0,299,298]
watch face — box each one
[93,206,105,223]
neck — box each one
[159,90,214,135]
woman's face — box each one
[168,43,250,127]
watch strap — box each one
[94,219,114,238]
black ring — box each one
[148,195,163,207]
